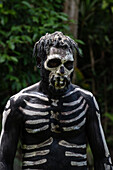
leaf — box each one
[21,35,32,43]
[8,42,15,50]
[75,39,85,45]
[105,113,113,122]
[0,56,5,63]
[21,1,33,8]
[0,2,3,8]
[10,56,18,63]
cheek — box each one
[64,67,74,76]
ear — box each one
[33,42,41,69]
[37,57,41,68]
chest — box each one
[20,93,89,135]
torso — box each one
[14,82,90,170]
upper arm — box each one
[86,95,113,169]
[0,98,24,169]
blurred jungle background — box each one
[0,0,113,169]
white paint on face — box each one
[44,47,74,90]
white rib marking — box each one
[60,104,88,123]
[25,119,49,125]
[23,93,48,101]
[24,150,50,158]
[65,151,87,158]
[71,161,87,166]
[24,99,50,109]
[26,125,49,133]
[63,96,83,106]
[22,137,53,150]
[59,140,86,148]
[14,92,48,102]
[19,107,49,116]
[23,159,47,166]
[63,118,86,131]
[61,100,86,115]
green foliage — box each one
[75,67,90,90]
[79,0,113,153]
[0,0,69,109]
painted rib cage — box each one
[18,85,89,169]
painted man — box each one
[0,32,113,170]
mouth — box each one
[50,75,68,90]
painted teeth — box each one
[60,78,64,81]
[60,81,64,85]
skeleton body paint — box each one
[0,32,113,170]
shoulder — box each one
[71,84,93,98]
[71,84,99,111]
[5,82,40,111]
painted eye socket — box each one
[64,61,73,70]
[47,59,61,68]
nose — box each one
[60,66,65,74]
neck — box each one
[39,79,71,99]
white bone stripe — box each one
[96,111,109,157]
[25,119,49,125]
[24,99,50,109]
[60,105,88,123]
[93,96,99,110]
[0,109,11,146]
[63,118,86,131]
[5,100,10,109]
[65,151,87,159]
[62,88,78,97]
[23,159,47,166]
[14,92,48,102]
[22,137,53,150]
[26,125,49,133]
[59,140,86,149]
[24,149,50,158]
[63,87,93,98]
[23,93,49,101]
[51,123,61,133]
[61,100,86,115]
[19,107,49,116]
[71,161,87,166]
[63,96,83,106]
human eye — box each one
[47,59,61,68]
[64,61,73,70]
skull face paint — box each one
[44,47,74,90]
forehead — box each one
[47,47,74,61]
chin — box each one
[49,78,70,96]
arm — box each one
[86,95,113,170]
[0,98,23,170]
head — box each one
[33,31,79,94]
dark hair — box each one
[33,31,80,66]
